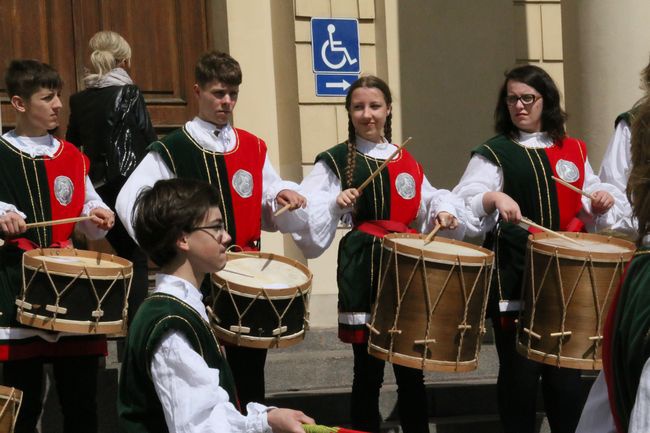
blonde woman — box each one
[67,30,155,322]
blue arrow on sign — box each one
[315,74,359,97]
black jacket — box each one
[67,84,156,187]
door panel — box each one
[1,0,210,133]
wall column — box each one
[562,1,650,166]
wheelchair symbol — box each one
[321,24,358,70]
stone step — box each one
[265,328,499,392]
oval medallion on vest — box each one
[54,176,74,206]
[555,159,580,183]
[395,173,416,200]
[232,169,253,198]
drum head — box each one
[213,252,312,296]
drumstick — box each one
[221,267,255,278]
[551,176,594,200]
[357,137,413,194]
[26,215,94,229]
[423,222,441,246]
[518,217,583,246]
[274,203,291,217]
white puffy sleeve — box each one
[452,154,502,239]
[151,330,272,433]
[414,176,466,240]
[260,155,309,234]
[290,161,350,259]
[116,152,174,242]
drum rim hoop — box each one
[22,248,133,278]
[382,233,494,265]
[527,232,636,261]
[0,385,22,401]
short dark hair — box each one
[195,51,242,88]
[5,59,63,99]
[494,64,567,142]
[133,178,222,267]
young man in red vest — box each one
[116,51,307,409]
[0,59,115,433]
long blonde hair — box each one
[84,31,131,86]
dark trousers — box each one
[492,316,584,433]
[351,343,429,433]
[97,180,149,324]
[3,355,100,433]
[224,345,267,411]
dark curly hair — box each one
[494,64,566,142]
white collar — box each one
[2,130,60,157]
[153,274,209,322]
[516,131,553,149]
[355,135,394,158]
[185,117,234,152]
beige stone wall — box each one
[562,0,650,167]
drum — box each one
[16,248,133,334]
[0,386,22,433]
[517,232,636,369]
[209,251,312,349]
[368,233,494,372]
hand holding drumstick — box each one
[336,137,413,210]
[551,176,614,215]
[423,212,458,245]
[273,189,307,217]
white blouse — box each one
[115,117,308,241]
[598,119,636,236]
[149,274,272,433]
[452,131,631,239]
[0,131,109,240]
[291,136,467,259]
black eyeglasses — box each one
[191,222,226,238]
[505,94,541,106]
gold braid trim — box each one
[155,141,177,175]
[531,149,553,229]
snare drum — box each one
[209,252,312,349]
[0,386,22,433]
[16,248,133,334]
[368,233,494,372]
[517,232,635,369]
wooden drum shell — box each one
[517,232,635,370]
[0,385,22,433]
[368,233,494,372]
[16,249,132,334]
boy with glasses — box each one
[118,178,314,433]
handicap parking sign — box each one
[311,18,360,74]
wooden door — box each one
[0,0,211,134]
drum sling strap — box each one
[355,220,417,238]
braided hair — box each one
[344,75,393,188]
